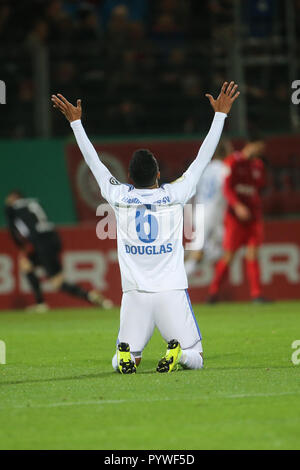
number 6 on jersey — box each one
[135,205,158,243]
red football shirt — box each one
[223,151,266,221]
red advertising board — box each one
[0,220,299,310]
[65,135,300,222]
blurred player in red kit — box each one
[207,134,270,303]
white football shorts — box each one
[116,289,203,356]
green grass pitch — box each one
[0,301,299,450]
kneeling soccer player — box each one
[51,80,240,372]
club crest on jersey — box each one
[110,177,121,185]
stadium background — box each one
[0,0,300,308]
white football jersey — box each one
[195,159,228,206]
[194,159,228,238]
[71,113,226,293]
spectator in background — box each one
[158,48,185,94]
[243,0,275,38]
[106,99,145,134]
[55,13,75,41]
[62,0,80,18]
[26,19,49,48]
[72,9,104,88]
[268,81,290,131]
[0,0,298,139]
[52,61,81,135]
[12,79,35,139]
[295,0,300,37]
[54,61,77,87]
[154,0,189,26]
[0,3,12,40]
[208,0,234,56]
[101,0,148,27]
[151,10,185,57]
[75,7,102,41]
[106,4,130,42]
[182,71,210,133]
[45,0,68,39]
[127,20,146,47]
[100,3,130,82]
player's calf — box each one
[19,255,34,273]
[19,257,45,307]
[52,275,113,309]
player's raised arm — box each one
[51,94,118,204]
[190,81,240,183]
[168,81,240,204]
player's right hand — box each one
[205,81,240,114]
[234,202,251,221]
[51,94,82,122]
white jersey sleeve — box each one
[70,119,122,205]
[165,112,227,205]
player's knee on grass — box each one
[180,341,204,370]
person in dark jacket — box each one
[5,190,112,312]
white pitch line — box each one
[0,391,300,411]
[225,391,300,399]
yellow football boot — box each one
[117,342,136,374]
[156,339,182,373]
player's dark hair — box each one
[7,189,24,199]
[129,149,159,188]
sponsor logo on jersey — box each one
[235,184,256,196]
[121,196,142,204]
[152,196,170,204]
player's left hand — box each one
[205,81,240,114]
[51,94,82,122]
[234,202,251,221]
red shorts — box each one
[223,213,264,252]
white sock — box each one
[185,258,197,277]
[180,350,203,369]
